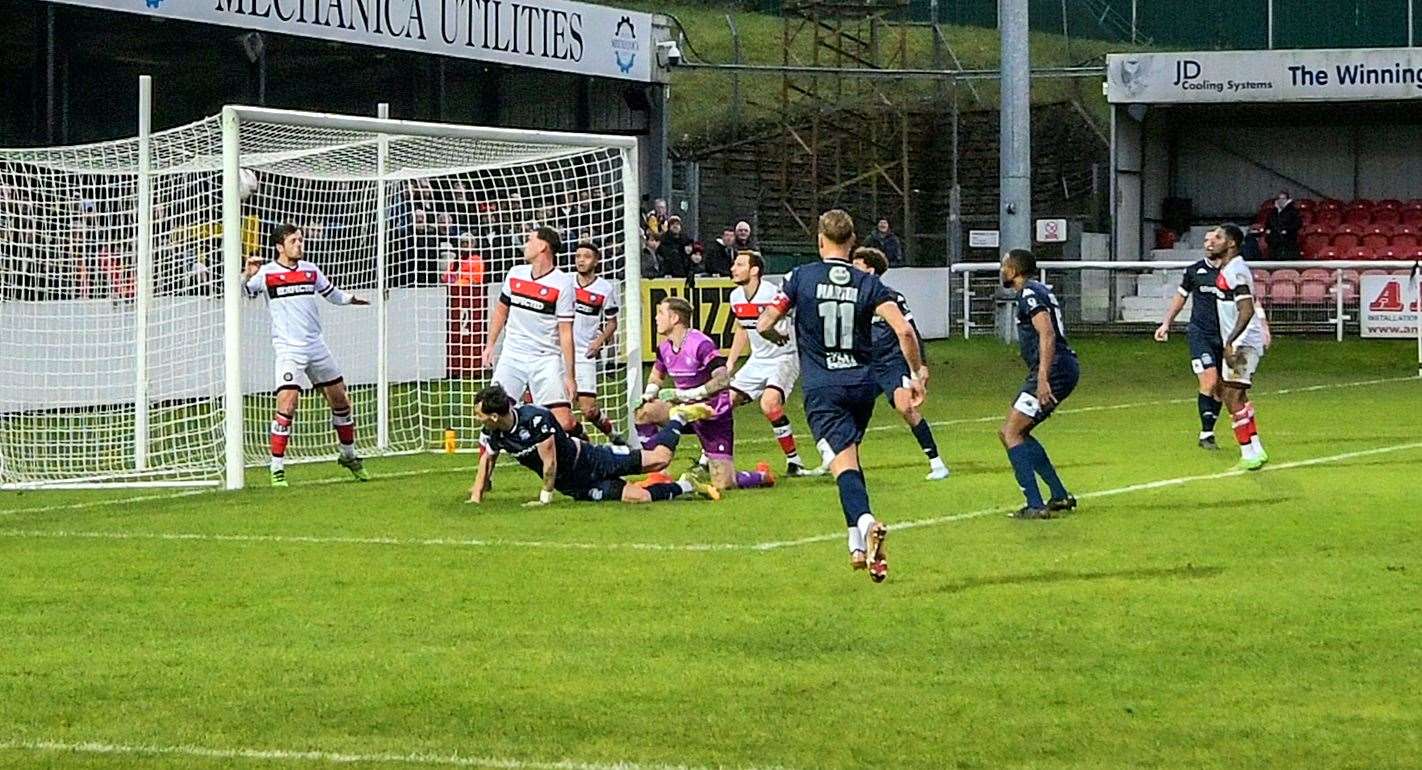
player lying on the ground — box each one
[243,223,371,488]
[570,240,624,444]
[1154,247,1225,450]
[724,249,823,477]
[1206,224,1271,471]
[637,297,776,492]
[850,247,950,481]
[997,249,1079,519]
[467,384,719,505]
[757,209,927,582]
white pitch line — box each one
[750,439,1422,549]
[0,738,794,770]
[1,374,1409,519]
[3,440,1419,555]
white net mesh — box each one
[0,112,635,487]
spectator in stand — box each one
[705,228,736,276]
[408,207,440,285]
[658,215,692,277]
[685,241,709,281]
[864,217,905,266]
[642,233,664,279]
[99,247,135,301]
[644,198,670,237]
[733,220,757,252]
[1264,190,1302,260]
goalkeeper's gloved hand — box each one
[659,387,682,404]
[640,383,660,405]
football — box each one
[238,168,259,201]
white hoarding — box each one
[1108,48,1422,104]
[1361,274,1420,338]
[51,0,654,82]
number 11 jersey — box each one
[772,258,895,391]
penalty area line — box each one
[2,440,1418,555]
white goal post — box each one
[0,92,643,490]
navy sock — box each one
[1024,436,1068,501]
[909,417,940,460]
[1007,443,1045,509]
[645,482,685,501]
[835,469,871,528]
[647,419,686,452]
[1198,393,1221,434]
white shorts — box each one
[1222,346,1263,386]
[494,353,569,406]
[274,346,343,393]
[729,355,799,402]
[575,357,599,398]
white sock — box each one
[929,456,947,471]
[1199,430,1214,440]
[786,451,803,466]
[677,479,694,493]
[270,456,284,472]
[338,443,357,461]
[856,513,877,543]
[697,452,709,466]
[817,439,835,467]
[1240,441,1258,461]
[1249,435,1264,454]
[847,527,866,553]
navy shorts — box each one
[1187,328,1223,375]
[871,355,911,406]
[803,382,877,455]
[556,442,644,502]
[1014,357,1080,425]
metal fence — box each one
[949,260,1422,346]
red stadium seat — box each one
[1391,226,1419,250]
[1251,268,1272,287]
[1362,225,1394,252]
[1299,280,1330,304]
[1301,224,1333,257]
[1319,199,1345,213]
[1270,281,1299,304]
[1402,206,1422,228]
[1361,269,1389,279]
[1377,198,1404,212]
[1345,246,1376,261]
[1344,201,1374,227]
[1375,246,1404,261]
[1314,208,1344,229]
[1301,268,1331,283]
[1372,207,1402,228]
[1331,224,1362,251]
[1314,246,1342,261]
[1299,209,1315,227]
[1270,268,1301,287]
[1296,198,1317,212]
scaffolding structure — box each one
[777,0,913,247]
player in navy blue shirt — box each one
[998,249,1080,519]
[756,209,928,582]
[466,384,718,505]
[851,246,949,481]
[1154,256,1225,450]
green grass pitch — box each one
[2,337,1419,770]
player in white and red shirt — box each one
[571,241,623,442]
[242,223,370,488]
[724,250,821,477]
[482,226,579,433]
[1206,224,1271,471]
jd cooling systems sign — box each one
[1107,48,1422,104]
[54,0,653,82]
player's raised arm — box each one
[242,256,265,297]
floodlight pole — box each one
[999,0,1032,255]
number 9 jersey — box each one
[772,258,896,391]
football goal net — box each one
[0,89,641,490]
